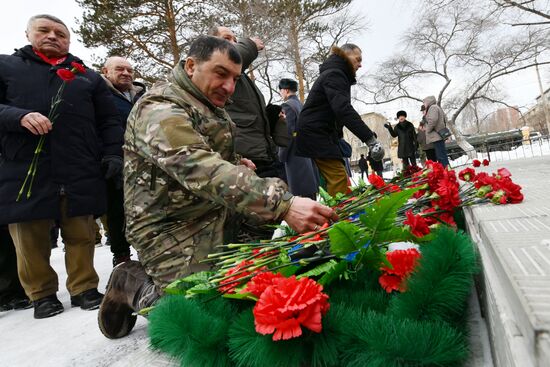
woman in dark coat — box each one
[384,110,418,168]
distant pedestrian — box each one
[358,154,369,179]
[278,78,319,200]
[384,110,418,169]
[423,96,450,167]
[368,150,384,178]
[417,112,437,164]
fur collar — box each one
[330,46,356,78]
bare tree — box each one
[358,0,549,157]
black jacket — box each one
[225,38,277,163]
[385,120,418,158]
[102,76,145,129]
[296,46,374,159]
[0,45,123,224]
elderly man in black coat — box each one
[101,56,145,266]
[0,14,124,319]
[295,44,384,196]
[384,110,418,169]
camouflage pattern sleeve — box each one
[135,99,291,223]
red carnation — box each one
[472,159,481,167]
[253,276,330,341]
[56,68,75,82]
[433,178,461,211]
[219,260,265,294]
[243,271,283,298]
[70,61,86,74]
[482,159,490,166]
[403,210,431,237]
[458,167,476,182]
[368,173,385,189]
[497,168,512,179]
[379,249,421,293]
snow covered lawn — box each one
[0,242,174,367]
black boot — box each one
[71,288,104,310]
[98,261,161,339]
[0,295,32,312]
[33,295,64,319]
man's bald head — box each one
[208,25,237,44]
[102,56,134,92]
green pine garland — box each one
[148,227,478,367]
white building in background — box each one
[523,87,550,134]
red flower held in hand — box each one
[482,159,490,166]
[458,167,476,182]
[472,159,481,167]
[253,276,330,341]
[379,249,421,293]
[56,68,75,82]
[70,61,86,74]
[403,210,430,238]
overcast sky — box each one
[1,0,548,121]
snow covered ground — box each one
[450,139,550,168]
[0,240,175,367]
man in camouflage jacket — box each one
[98,36,336,339]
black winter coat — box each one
[226,39,277,163]
[296,47,374,159]
[385,120,418,158]
[0,45,123,224]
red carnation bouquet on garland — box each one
[162,160,523,341]
[17,62,86,201]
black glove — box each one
[366,137,385,161]
[101,155,123,180]
[384,123,391,129]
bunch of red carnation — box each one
[458,165,523,204]
[379,249,421,293]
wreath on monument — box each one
[146,160,523,367]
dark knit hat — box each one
[278,78,298,92]
[396,110,407,118]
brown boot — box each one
[98,260,160,339]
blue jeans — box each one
[434,140,449,167]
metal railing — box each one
[450,135,550,168]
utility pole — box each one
[535,60,550,135]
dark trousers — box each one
[402,155,416,168]
[106,178,132,257]
[424,149,437,162]
[434,140,450,167]
[0,226,27,304]
[360,169,368,180]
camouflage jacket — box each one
[123,62,292,286]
